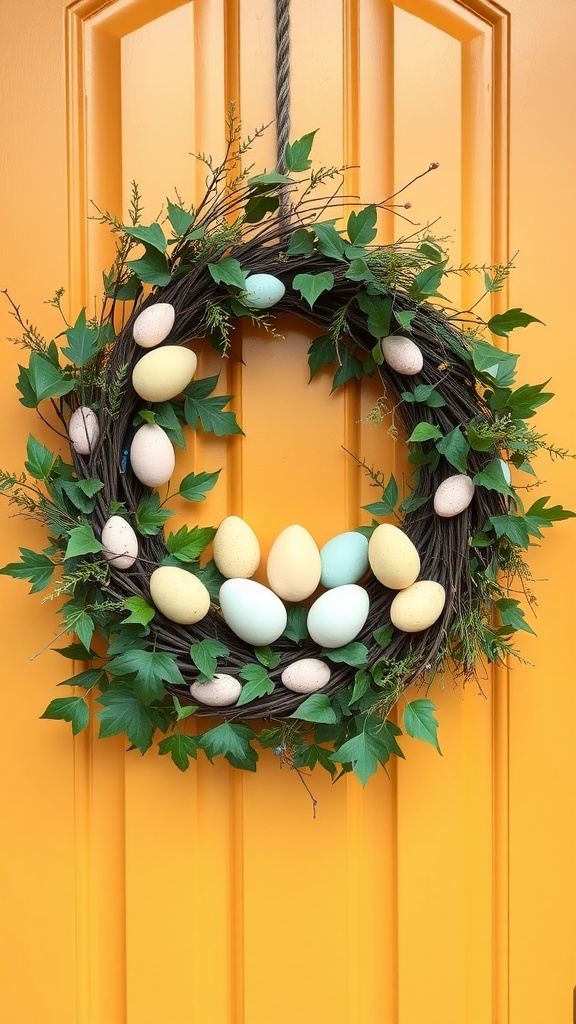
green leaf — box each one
[395,309,417,332]
[466,420,496,452]
[373,625,394,648]
[195,559,226,600]
[345,259,378,285]
[286,228,315,256]
[236,664,275,706]
[135,493,175,536]
[505,381,554,419]
[292,272,334,309]
[436,426,469,473]
[356,292,392,339]
[399,492,428,514]
[331,347,363,392]
[283,605,309,643]
[403,699,441,753]
[123,597,155,627]
[158,733,200,771]
[351,669,371,704]
[200,722,258,771]
[208,258,247,290]
[172,695,199,722]
[472,459,514,497]
[489,514,530,548]
[27,352,76,404]
[57,668,106,691]
[244,194,279,223]
[25,435,55,479]
[41,695,89,735]
[62,308,101,366]
[471,341,518,386]
[347,205,378,246]
[60,479,102,514]
[495,598,536,636]
[248,170,292,190]
[525,495,576,526]
[97,688,156,754]
[289,693,337,724]
[126,246,171,286]
[153,402,186,448]
[190,638,230,681]
[53,642,97,660]
[293,743,337,776]
[106,649,184,704]
[254,646,281,670]
[184,377,244,436]
[362,475,398,516]
[167,201,195,236]
[165,525,216,562]
[320,642,369,667]
[418,241,444,262]
[408,422,442,442]
[314,222,347,261]
[123,222,167,253]
[487,308,543,338]
[64,524,103,561]
[285,131,317,173]
[0,548,55,594]
[307,335,336,379]
[401,384,445,408]
[179,469,221,502]
[408,259,448,300]
[330,728,393,785]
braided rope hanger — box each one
[275,0,291,215]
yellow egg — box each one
[368,523,420,589]
[267,524,321,601]
[130,424,175,487]
[101,516,138,570]
[390,580,446,632]
[132,345,197,402]
[149,565,211,624]
[381,335,423,375]
[213,516,261,578]
[190,674,241,707]
[132,302,175,348]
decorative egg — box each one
[500,459,511,485]
[320,531,369,588]
[433,474,475,518]
[150,565,211,624]
[281,658,331,694]
[190,674,241,707]
[219,578,287,646]
[307,584,370,648]
[368,524,420,590]
[381,335,423,375]
[130,424,175,487]
[132,345,197,402]
[390,580,446,633]
[101,516,138,570]
[243,273,286,309]
[68,406,99,455]
[132,303,176,348]
[213,516,261,579]
[267,525,321,602]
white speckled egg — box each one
[68,406,99,455]
[219,578,287,646]
[133,303,175,348]
[267,525,321,602]
[320,531,369,588]
[281,658,331,694]
[101,516,138,570]
[307,584,370,648]
[381,335,423,375]
[368,524,420,590]
[132,345,197,403]
[390,580,446,632]
[130,424,175,487]
[433,474,475,518]
[243,274,286,309]
[190,673,241,707]
[499,459,511,485]
[150,565,211,624]
[213,516,261,579]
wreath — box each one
[2,119,573,786]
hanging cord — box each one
[275,0,291,218]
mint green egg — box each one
[320,531,369,588]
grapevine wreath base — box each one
[2,124,572,781]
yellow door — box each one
[1,2,575,1022]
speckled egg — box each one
[390,580,446,633]
[500,459,511,485]
[190,674,242,707]
[130,424,175,487]
[133,303,175,348]
[381,335,423,375]
[243,273,286,309]
[433,474,475,517]
[281,658,331,694]
[213,516,261,579]
[68,406,99,455]
[307,584,370,648]
[320,531,369,588]
[150,565,211,624]
[219,578,287,646]
[267,525,321,602]
[132,345,197,402]
[368,524,420,590]
[101,516,138,570]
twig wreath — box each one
[1,117,574,784]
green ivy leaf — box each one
[167,201,195,236]
[495,598,536,636]
[489,514,530,548]
[289,693,337,724]
[373,625,394,648]
[244,194,279,223]
[97,687,156,754]
[331,347,363,392]
[165,525,216,562]
[293,743,337,776]
[248,171,292,190]
[362,475,398,516]
[153,402,186,448]
[418,241,444,262]
[179,469,221,502]
[190,638,230,681]
[401,384,446,408]
[106,649,184,704]
[135,493,175,536]
[26,352,76,404]
[124,222,167,253]
[347,205,378,246]
[25,435,55,479]
[64,524,103,561]
[200,722,258,771]
[172,695,199,722]
[236,664,275,706]
[194,559,226,600]
[408,422,442,442]
[466,420,496,452]
[525,495,576,530]
[126,246,171,286]
[320,642,369,667]
[158,733,201,771]
[285,131,317,173]
[307,335,336,379]
[408,259,448,301]
[473,459,514,497]
[314,222,347,261]
[286,228,315,256]
[330,729,391,785]
[208,258,246,290]
[62,308,101,366]
[487,308,543,338]
[345,259,378,285]
[254,646,281,669]
[351,669,372,704]
[41,695,89,735]
[399,492,428,514]
[403,698,441,753]
[57,668,107,691]
[356,292,392,339]
[184,376,244,436]
[0,548,55,594]
[394,309,417,332]
[123,597,155,627]
[283,605,309,644]
[436,426,469,473]
[292,272,335,309]
[53,642,98,660]
[470,341,518,386]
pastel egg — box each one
[281,658,331,694]
[68,406,99,455]
[390,580,446,633]
[243,273,286,309]
[433,474,475,517]
[267,525,321,602]
[381,335,423,375]
[132,345,197,402]
[130,424,175,487]
[320,531,369,588]
[132,303,175,348]
[368,524,420,590]
[190,674,241,707]
[219,578,287,646]
[307,584,370,648]
[500,459,511,485]
[150,565,211,624]
[213,516,261,578]
[101,515,138,570]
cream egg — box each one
[267,525,321,602]
[132,303,176,348]
[307,584,370,648]
[381,335,423,375]
[101,516,138,570]
[68,406,99,455]
[243,273,286,309]
[433,474,475,518]
[190,674,242,707]
[320,531,369,588]
[219,578,287,646]
[390,580,446,633]
[213,516,261,579]
[281,658,331,694]
[130,424,175,487]
[150,565,211,624]
[132,345,197,403]
[368,524,420,590]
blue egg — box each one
[319,531,369,588]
